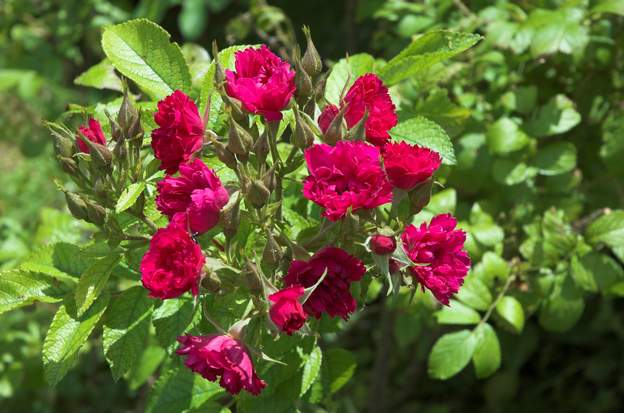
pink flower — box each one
[176,335,266,396]
[343,73,397,147]
[318,104,340,134]
[401,214,471,305]
[370,234,396,255]
[284,247,365,319]
[151,90,204,174]
[303,141,392,221]
[76,118,106,153]
[269,285,307,335]
[383,142,441,190]
[156,159,229,234]
[225,45,296,121]
[140,219,205,299]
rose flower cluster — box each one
[67,34,470,397]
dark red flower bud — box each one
[370,234,396,255]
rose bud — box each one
[389,258,401,274]
[293,109,315,149]
[269,285,307,335]
[370,234,396,255]
[301,26,322,77]
[227,117,254,155]
[176,335,266,395]
[246,180,271,209]
[65,191,89,221]
[76,118,107,153]
[318,104,345,145]
[213,141,238,169]
[294,50,313,99]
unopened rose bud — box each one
[254,130,270,163]
[409,178,433,215]
[58,157,78,176]
[220,192,241,238]
[389,258,401,274]
[65,192,88,221]
[262,232,283,265]
[52,133,75,158]
[322,104,347,145]
[213,141,238,169]
[246,179,271,208]
[370,234,396,255]
[85,199,107,226]
[201,270,222,293]
[79,136,113,172]
[212,41,226,85]
[302,26,322,77]
[293,109,314,148]
[294,50,313,99]
[262,166,277,192]
[113,139,127,161]
[227,117,253,155]
[349,109,368,141]
[222,94,247,124]
[93,177,107,199]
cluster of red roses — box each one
[74,43,470,396]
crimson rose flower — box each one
[284,247,365,319]
[177,335,266,395]
[269,285,307,335]
[343,73,397,147]
[317,104,340,134]
[140,219,205,299]
[156,159,229,234]
[76,118,106,153]
[383,142,441,190]
[225,45,296,121]
[151,90,204,174]
[303,141,392,221]
[401,214,471,305]
[370,234,396,255]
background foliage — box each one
[1,0,624,412]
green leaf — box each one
[103,286,154,380]
[74,254,121,317]
[378,30,481,86]
[146,366,224,413]
[115,182,146,213]
[495,296,525,333]
[456,275,493,311]
[435,299,481,325]
[102,18,191,99]
[539,273,584,332]
[0,269,72,315]
[492,160,538,186]
[325,348,356,394]
[592,0,624,16]
[426,188,456,215]
[74,59,123,91]
[571,252,624,292]
[533,142,577,175]
[153,297,199,351]
[586,210,624,249]
[179,0,207,41]
[325,53,377,105]
[43,293,110,386]
[301,346,322,397]
[128,345,166,390]
[527,8,589,57]
[525,95,581,137]
[428,329,476,380]
[472,323,501,379]
[390,116,456,164]
[486,117,531,155]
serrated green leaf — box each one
[527,8,589,57]
[586,210,624,249]
[525,94,581,137]
[153,297,199,351]
[571,252,624,292]
[325,53,377,105]
[74,253,120,316]
[486,117,531,155]
[378,30,481,85]
[428,329,476,380]
[435,299,481,325]
[390,116,456,164]
[103,286,154,380]
[115,182,146,213]
[74,59,123,91]
[495,296,525,333]
[472,323,501,379]
[592,0,624,15]
[301,346,322,397]
[0,270,72,315]
[102,18,191,99]
[325,348,356,394]
[533,142,577,175]
[43,293,110,386]
[146,366,224,413]
[128,345,166,390]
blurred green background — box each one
[2,0,624,412]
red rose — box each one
[140,219,205,299]
[370,234,396,255]
[284,247,365,319]
[317,104,340,134]
[156,159,229,234]
[151,90,204,174]
[225,45,296,121]
[268,285,307,335]
[401,214,471,305]
[176,335,266,396]
[343,73,397,147]
[303,141,392,221]
[383,142,441,190]
[389,258,401,274]
[76,118,107,153]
